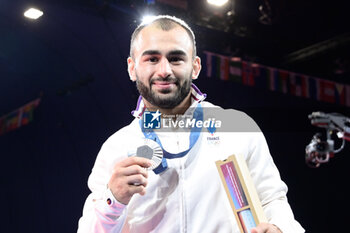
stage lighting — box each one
[24,8,43,19]
[141,15,155,25]
[207,0,229,7]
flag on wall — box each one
[252,64,269,89]
[203,50,350,108]
[242,61,254,86]
[229,57,242,83]
[0,98,40,136]
[319,80,335,103]
[308,77,320,101]
[335,83,346,105]
[289,73,309,98]
[219,55,230,81]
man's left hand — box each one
[251,223,282,233]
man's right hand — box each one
[108,157,152,205]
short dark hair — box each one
[129,15,197,59]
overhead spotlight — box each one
[141,15,155,25]
[24,8,43,19]
[207,0,229,7]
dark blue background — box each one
[1,1,349,232]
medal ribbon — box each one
[139,103,203,174]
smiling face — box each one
[127,22,201,109]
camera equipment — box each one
[306,112,350,167]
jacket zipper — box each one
[179,156,187,233]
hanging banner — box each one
[0,98,41,136]
[203,51,350,107]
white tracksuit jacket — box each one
[78,85,304,233]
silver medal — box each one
[128,138,163,170]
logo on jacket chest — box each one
[206,124,220,145]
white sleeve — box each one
[246,131,304,233]
[77,188,127,233]
[77,141,128,233]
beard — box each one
[136,73,192,109]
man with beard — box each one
[78,15,304,233]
